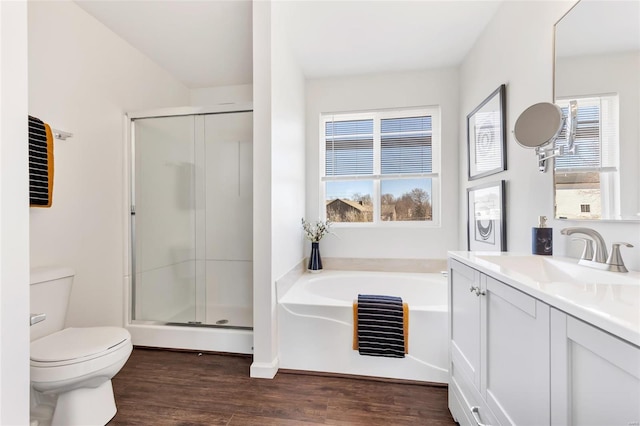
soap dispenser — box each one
[532,216,553,255]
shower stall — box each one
[126,105,253,354]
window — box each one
[321,108,440,225]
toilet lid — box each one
[31,327,130,363]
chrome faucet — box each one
[561,227,634,272]
[560,227,608,263]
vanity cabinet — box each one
[550,309,640,425]
[449,256,640,426]
[449,259,550,426]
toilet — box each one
[30,267,133,426]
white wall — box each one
[305,69,460,259]
[0,2,30,423]
[28,1,190,328]
[190,84,253,106]
[459,0,640,271]
[271,2,305,281]
[251,0,274,377]
[251,0,306,378]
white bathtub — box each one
[277,270,448,383]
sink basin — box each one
[475,255,640,286]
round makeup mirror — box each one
[513,102,564,148]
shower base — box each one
[127,322,253,354]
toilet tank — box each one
[30,267,75,342]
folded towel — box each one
[353,294,409,358]
[28,115,54,207]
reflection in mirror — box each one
[554,0,640,221]
[554,96,619,219]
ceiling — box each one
[75,0,503,89]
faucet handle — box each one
[606,242,634,273]
[572,237,594,261]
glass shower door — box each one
[132,115,199,324]
[131,111,253,328]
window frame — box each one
[319,107,441,227]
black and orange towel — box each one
[28,115,54,207]
[353,294,409,358]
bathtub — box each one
[277,270,448,383]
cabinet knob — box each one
[469,286,486,297]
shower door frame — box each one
[124,103,253,354]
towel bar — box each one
[52,129,73,140]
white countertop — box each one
[448,251,640,347]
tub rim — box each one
[278,269,448,310]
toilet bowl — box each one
[30,267,133,426]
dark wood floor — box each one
[108,348,455,425]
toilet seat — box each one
[31,327,132,391]
[31,327,130,367]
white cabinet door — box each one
[450,259,482,389]
[551,308,640,426]
[483,276,551,426]
[450,259,492,425]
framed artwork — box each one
[467,180,506,252]
[467,84,507,180]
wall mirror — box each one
[554,0,640,221]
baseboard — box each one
[250,357,279,379]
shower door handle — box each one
[30,313,46,326]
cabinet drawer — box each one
[451,363,499,426]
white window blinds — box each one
[325,119,373,176]
[381,116,432,174]
[323,111,436,179]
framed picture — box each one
[467,180,506,252]
[467,84,507,180]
